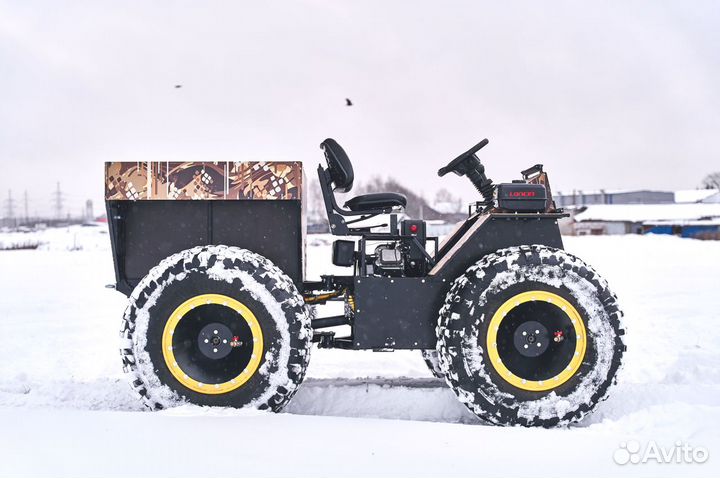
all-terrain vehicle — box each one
[106,139,625,427]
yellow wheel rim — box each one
[486,290,586,392]
[162,293,264,394]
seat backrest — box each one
[320,138,354,193]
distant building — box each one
[560,203,720,239]
[644,219,720,239]
[555,190,675,207]
[674,189,720,204]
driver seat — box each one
[345,192,407,212]
[318,138,407,234]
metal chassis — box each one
[304,211,568,350]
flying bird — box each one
[345,98,353,106]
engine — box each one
[367,220,429,278]
[371,243,404,277]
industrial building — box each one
[559,189,720,239]
[555,189,675,207]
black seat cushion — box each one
[344,192,407,212]
[320,138,354,193]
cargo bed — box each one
[105,161,305,295]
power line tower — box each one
[52,182,64,220]
[4,189,16,227]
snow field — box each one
[0,228,718,476]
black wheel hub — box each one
[495,299,578,382]
[171,303,255,384]
[513,321,549,357]
[198,322,234,359]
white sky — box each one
[1,0,718,217]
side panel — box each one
[353,276,447,349]
[431,215,564,283]
[352,215,564,349]
[107,200,303,296]
[212,201,303,284]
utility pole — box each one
[53,182,64,220]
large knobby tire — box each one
[436,245,625,427]
[119,245,312,411]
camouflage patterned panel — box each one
[105,162,150,200]
[105,161,302,200]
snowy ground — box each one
[0,226,718,477]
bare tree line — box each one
[305,176,464,223]
[703,172,720,190]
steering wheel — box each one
[438,138,489,177]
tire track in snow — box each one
[286,377,482,424]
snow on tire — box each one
[119,245,312,411]
[421,350,444,379]
[436,245,625,427]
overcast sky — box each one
[1,0,718,217]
